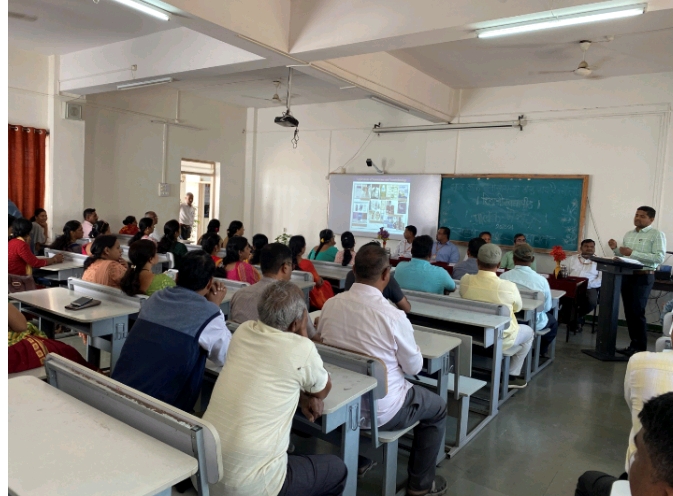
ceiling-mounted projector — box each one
[274,113,299,127]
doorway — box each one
[180,159,217,243]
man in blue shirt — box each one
[395,235,456,294]
[432,226,459,263]
[8,199,21,219]
[500,243,558,357]
[453,237,486,281]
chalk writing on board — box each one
[439,177,585,251]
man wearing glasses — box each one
[229,242,319,340]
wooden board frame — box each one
[440,174,590,254]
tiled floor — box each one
[65,325,648,496]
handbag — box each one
[8,274,37,293]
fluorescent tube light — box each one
[370,96,410,113]
[117,77,174,90]
[110,0,170,21]
[477,4,645,38]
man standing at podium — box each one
[608,206,666,356]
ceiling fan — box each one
[8,12,38,21]
[242,80,299,105]
[538,41,605,79]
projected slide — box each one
[350,180,410,234]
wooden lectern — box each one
[582,257,642,361]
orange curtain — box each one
[8,125,47,217]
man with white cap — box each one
[459,243,534,388]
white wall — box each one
[251,73,673,322]
[8,46,49,129]
[84,87,247,232]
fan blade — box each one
[241,95,275,101]
[537,70,573,75]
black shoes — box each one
[616,347,639,357]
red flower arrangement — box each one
[550,245,567,263]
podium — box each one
[582,257,642,361]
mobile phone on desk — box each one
[70,296,94,308]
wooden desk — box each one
[312,264,350,289]
[9,376,198,496]
[9,288,138,372]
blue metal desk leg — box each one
[339,399,361,496]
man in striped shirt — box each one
[609,206,667,356]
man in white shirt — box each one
[319,244,448,496]
[565,239,602,333]
[500,243,558,357]
[179,193,196,240]
[204,281,346,496]
[623,351,673,474]
[81,207,98,238]
[144,210,163,242]
[393,225,416,259]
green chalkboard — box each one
[438,175,589,252]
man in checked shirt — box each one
[609,206,667,356]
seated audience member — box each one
[157,219,188,270]
[82,235,128,289]
[249,233,268,266]
[120,240,176,297]
[623,352,673,475]
[460,244,534,388]
[128,217,156,245]
[308,229,339,262]
[564,238,602,332]
[8,199,22,219]
[454,237,487,280]
[394,225,417,259]
[112,251,230,411]
[395,235,456,295]
[576,392,673,496]
[49,220,84,253]
[8,303,96,374]
[480,231,492,243]
[230,243,319,337]
[500,243,558,357]
[29,208,49,254]
[319,244,448,496]
[198,219,224,247]
[144,211,162,242]
[205,281,344,496]
[290,235,335,309]
[345,259,411,314]
[9,218,64,275]
[222,236,261,285]
[82,220,111,255]
[432,226,460,264]
[221,220,244,247]
[9,214,16,237]
[201,232,224,267]
[334,231,356,266]
[501,233,538,271]
[119,215,139,235]
[81,208,98,238]
[462,231,492,261]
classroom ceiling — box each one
[171,67,370,109]
[389,9,673,88]
[8,0,174,55]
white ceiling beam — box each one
[59,28,275,94]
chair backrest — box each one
[165,269,249,290]
[514,286,544,302]
[8,273,37,294]
[404,289,509,317]
[185,243,204,252]
[75,238,90,246]
[67,277,146,307]
[291,271,314,282]
[412,324,473,377]
[44,354,223,487]
[44,248,88,264]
